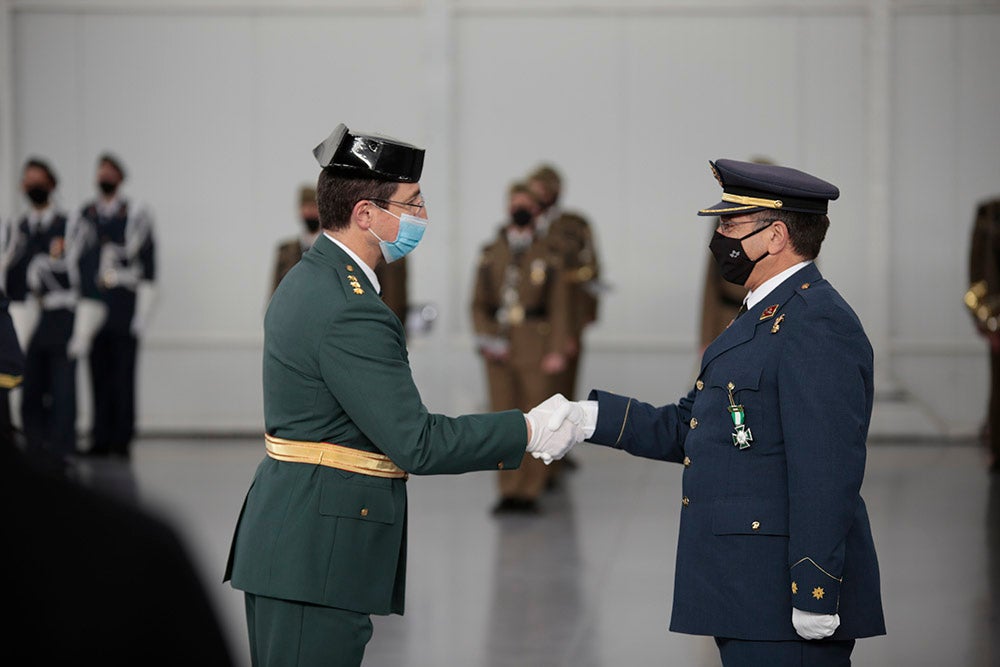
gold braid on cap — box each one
[721,193,784,209]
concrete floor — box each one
[75,438,999,667]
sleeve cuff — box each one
[790,557,842,614]
[585,389,633,447]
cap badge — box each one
[710,162,723,187]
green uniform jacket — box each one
[226,236,526,615]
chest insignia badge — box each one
[770,314,785,334]
[727,384,753,450]
[759,304,779,320]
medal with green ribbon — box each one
[727,383,753,450]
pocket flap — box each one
[320,479,396,525]
[712,497,788,536]
[710,366,763,392]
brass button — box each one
[695,380,704,391]
[801,282,810,289]
[751,521,760,531]
[682,496,690,507]
[498,461,504,470]
[683,456,691,468]
[689,418,698,429]
[346,265,355,272]
[360,508,369,517]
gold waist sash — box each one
[264,434,407,479]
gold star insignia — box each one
[812,587,825,600]
[791,582,798,594]
[353,288,364,295]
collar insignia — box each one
[759,304,779,320]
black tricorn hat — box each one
[698,159,839,216]
[313,124,424,183]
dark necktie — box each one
[735,302,748,320]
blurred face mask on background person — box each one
[26,186,51,207]
[511,208,533,228]
[369,204,427,263]
[99,180,118,196]
[302,216,321,234]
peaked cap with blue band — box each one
[697,159,839,217]
[313,123,424,183]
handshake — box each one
[523,393,592,465]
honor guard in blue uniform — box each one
[78,153,156,459]
[543,159,886,666]
[0,159,97,468]
[225,124,576,667]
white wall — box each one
[3,0,999,436]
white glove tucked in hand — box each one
[524,393,586,464]
[130,281,157,336]
[792,608,840,640]
[68,298,108,359]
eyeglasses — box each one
[717,218,774,235]
[369,197,426,211]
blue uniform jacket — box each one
[588,263,885,641]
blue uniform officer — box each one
[540,159,886,666]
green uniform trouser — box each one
[245,593,373,667]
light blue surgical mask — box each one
[370,205,428,263]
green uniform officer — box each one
[225,124,577,667]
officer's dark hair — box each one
[23,158,58,189]
[754,210,829,260]
[316,168,400,232]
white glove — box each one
[8,298,40,353]
[68,298,108,359]
[525,394,586,464]
[792,608,840,640]
[130,281,157,336]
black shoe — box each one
[517,499,541,515]
[491,498,521,515]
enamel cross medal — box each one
[726,383,752,450]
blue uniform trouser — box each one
[715,637,855,666]
[21,339,76,458]
[245,593,373,667]
[88,329,137,456]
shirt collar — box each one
[26,206,57,229]
[745,260,812,310]
[97,195,124,218]
[323,232,381,294]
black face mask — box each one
[708,221,774,286]
[26,186,50,207]
[99,180,118,196]
[302,216,321,234]
[511,208,533,228]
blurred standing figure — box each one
[966,197,1000,472]
[0,159,99,468]
[527,165,601,403]
[374,254,409,326]
[271,185,322,294]
[472,182,570,514]
[78,153,156,459]
[0,287,25,450]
